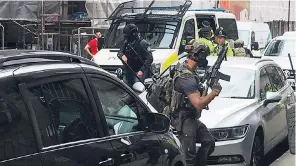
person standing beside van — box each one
[196,27,215,56]
[84,30,101,60]
[213,27,234,57]
[198,20,214,40]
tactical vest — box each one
[123,38,146,71]
[233,47,247,57]
[168,63,199,117]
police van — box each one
[93,0,238,76]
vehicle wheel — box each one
[250,134,265,166]
[286,105,295,154]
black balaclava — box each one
[123,23,139,43]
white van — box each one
[283,31,296,37]
[93,1,238,75]
[237,21,271,57]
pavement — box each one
[270,151,295,166]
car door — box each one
[0,85,42,166]
[14,65,116,166]
[258,66,281,149]
[87,74,164,166]
[266,66,294,142]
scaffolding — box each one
[70,25,109,57]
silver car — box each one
[193,57,295,166]
[138,56,295,166]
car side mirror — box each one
[132,82,145,93]
[146,113,170,134]
[251,42,259,51]
[263,92,282,107]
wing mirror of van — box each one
[146,113,170,134]
[251,42,259,51]
[263,92,282,107]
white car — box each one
[140,56,295,166]
[261,35,296,89]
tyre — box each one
[250,134,265,166]
[286,104,295,154]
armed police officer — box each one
[173,44,222,166]
[213,27,234,57]
[118,24,153,88]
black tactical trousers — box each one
[179,118,215,166]
[123,69,148,88]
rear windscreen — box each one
[218,18,238,40]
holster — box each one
[171,112,184,133]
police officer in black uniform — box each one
[118,24,153,88]
[174,44,222,166]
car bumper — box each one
[196,137,252,165]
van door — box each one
[178,17,197,55]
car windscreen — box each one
[217,67,255,99]
[106,21,178,49]
[264,39,296,57]
[238,30,250,47]
[218,18,238,40]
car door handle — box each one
[98,158,114,166]
[121,153,133,162]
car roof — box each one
[274,35,296,40]
[0,49,108,78]
[206,56,276,70]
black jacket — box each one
[118,38,153,72]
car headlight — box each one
[210,125,249,141]
[151,63,161,75]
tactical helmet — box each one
[215,27,227,38]
[234,39,244,48]
[202,20,211,27]
[123,24,139,41]
[188,43,209,63]
[199,27,212,39]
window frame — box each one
[86,74,151,137]
[0,86,40,161]
[19,74,105,151]
[258,66,274,100]
[265,65,286,91]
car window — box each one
[90,77,146,136]
[0,87,37,161]
[265,66,285,90]
[260,68,277,100]
[27,79,99,147]
[275,67,287,85]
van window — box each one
[106,21,179,49]
[179,19,195,54]
[218,18,238,40]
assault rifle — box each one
[201,44,231,110]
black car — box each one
[0,50,185,166]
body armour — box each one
[172,63,202,119]
[120,38,150,72]
[233,47,247,57]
